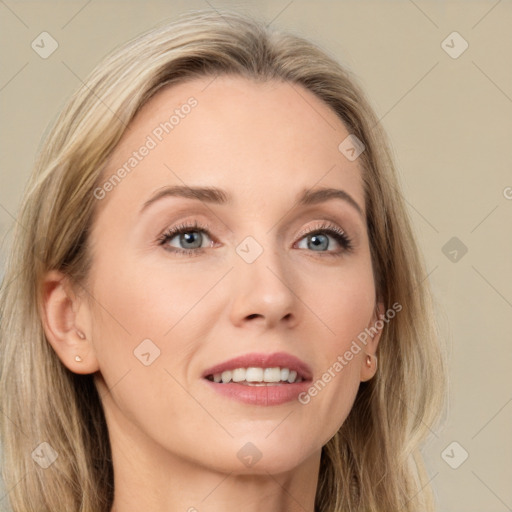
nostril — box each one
[246,314,261,320]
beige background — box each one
[1,1,511,511]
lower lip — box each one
[203,379,310,406]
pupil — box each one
[181,231,202,248]
[308,234,328,251]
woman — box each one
[0,9,446,512]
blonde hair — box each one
[0,9,446,511]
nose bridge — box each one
[229,233,297,327]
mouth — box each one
[201,352,312,405]
[205,366,305,385]
[202,351,312,383]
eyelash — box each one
[157,220,353,257]
[157,221,214,258]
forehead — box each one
[95,75,365,216]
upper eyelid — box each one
[295,222,346,237]
[152,201,358,232]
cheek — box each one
[296,328,366,449]
[307,258,376,350]
[90,252,221,341]
[88,256,222,446]
[293,260,374,435]
[87,253,229,395]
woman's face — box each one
[81,76,382,474]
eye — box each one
[156,220,353,257]
[295,222,353,255]
[157,221,215,256]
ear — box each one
[40,270,99,375]
[360,301,385,382]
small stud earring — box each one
[75,355,83,362]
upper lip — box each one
[202,351,313,381]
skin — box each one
[42,76,383,512]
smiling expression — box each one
[82,75,382,474]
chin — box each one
[201,437,317,476]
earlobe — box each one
[359,301,385,382]
[40,270,99,375]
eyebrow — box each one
[140,185,364,218]
[140,185,229,213]
[298,187,364,218]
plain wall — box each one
[0,1,511,511]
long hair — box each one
[0,9,447,511]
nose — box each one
[228,245,299,330]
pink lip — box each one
[203,379,311,406]
[201,352,313,407]
[201,351,313,381]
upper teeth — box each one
[210,367,301,384]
